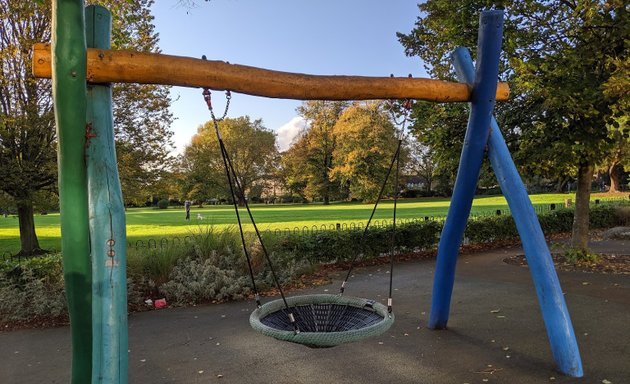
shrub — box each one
[538,208,575,233]
[157,199,169,209]
[0,253,67,323]
[159,256,250,306]
[127,275,157,309]
[272,220,443,265]
[588,205,620,228]
[465,215,518,243]
[126,225,245,299]
[614,206,630,226]
[253,248,314,289]
[563,248,601,264]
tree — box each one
[0,0,175,254]
[0,0,55,255]
[287,101,348,204]
[406,101,470,194]
[279,130,309,199]
[405,138,438,193]
[602,51,630,192]
[508,1,627,251]
[330,101,401,202]
[398,0,628,252]
[181,116,277,204]
[93,0,175,206]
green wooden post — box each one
[51,1,92,383]
[85,5,129,383]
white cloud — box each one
[276,116,307,152]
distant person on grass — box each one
[185,200,191,220]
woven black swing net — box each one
[250,294,394,348]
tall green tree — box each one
[181,116,277,204]
[0,0,54,255]
[289,101,348,204]
[405,138,438,194]
[331,101,401,202]
[602,51,630,192]
[91,0,175,206]
[509,1,627,250]
[279,130,310,199]
[0,0,174,254]
[398,0,628,252]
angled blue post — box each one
[428,10,504,329]
[86,5,129,384]
[452,47,583,377]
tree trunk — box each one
[555,177,568,193]
[424,175,433,193]
[608,161,622,193]
[571,163,594,251]
[16,198,42,256]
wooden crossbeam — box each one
[33,43,509,102]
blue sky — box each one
[151,1,426,153]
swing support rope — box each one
[201,71,410,338]
[201,73,299,333]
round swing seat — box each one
[250,294,394,348]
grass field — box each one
[0,193,622,254]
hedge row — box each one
[275,204,627,263]
[270,220,442,264]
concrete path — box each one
[1,240,628,383]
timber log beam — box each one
[33,43,509,102]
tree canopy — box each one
[180,116,277,204]
[331,101,402,202]
[0,0,55,254]
[0,0,175,254]
[281,101,348,204]
[96,0,175,206]
[398,0,628,251]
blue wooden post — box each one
[452,47,583,377]
[86,5,129,383]
[428,10,504,329]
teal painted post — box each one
[85,5,129,384]
[428,10,504,329]
[51,1,92,383]
[452,47,583,377]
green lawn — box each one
[0,193,617,254]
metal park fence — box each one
[2,196,627,260]
[1,249,58,263]
[127,197,629,251]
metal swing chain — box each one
[201,55,231,123]
[201,74,299,333]
[388,75,414,140]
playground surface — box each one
[1,238,628,384]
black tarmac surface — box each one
[1,239,628,383]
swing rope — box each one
[339,98,412,315]
[200,69,411,345]
[201,71,299,333]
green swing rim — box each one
[249,294,395,347]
